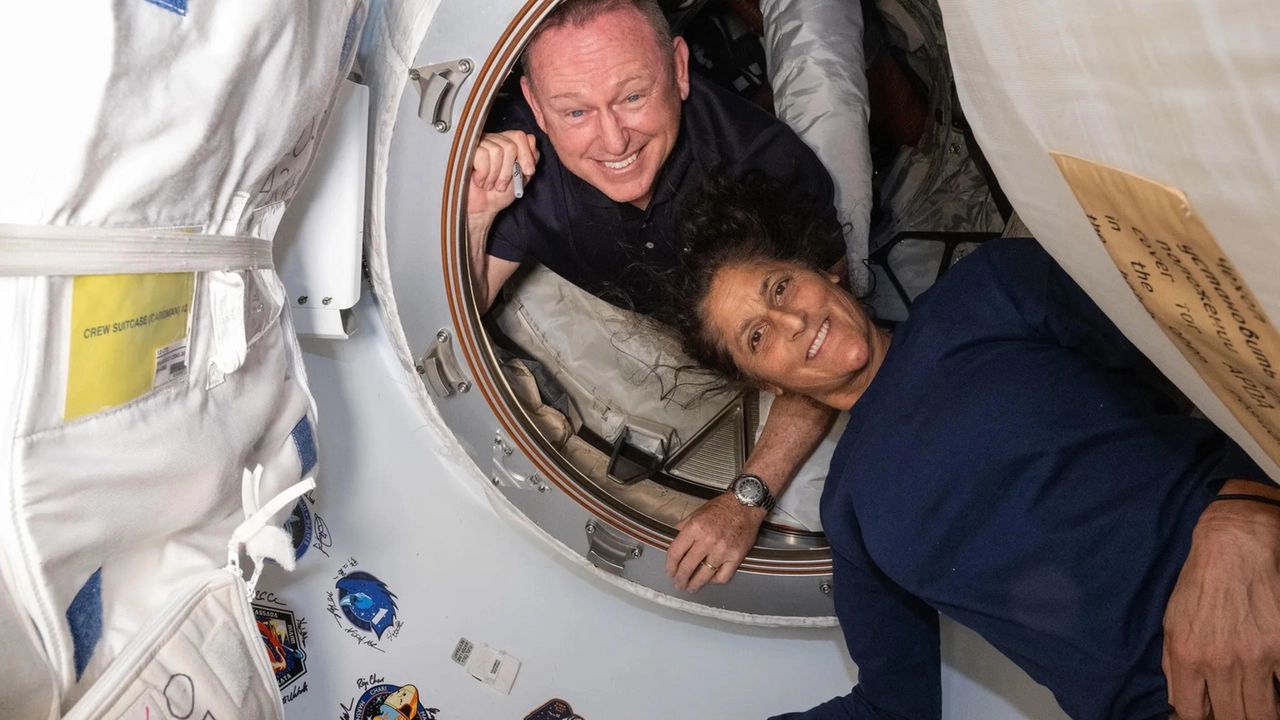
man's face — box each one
[521,7,690,209]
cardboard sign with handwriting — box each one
[1052,153,1280,467]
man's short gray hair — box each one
[521,0,674,80]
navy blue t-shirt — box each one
[486,74,840,315]
[777,239,1273,720]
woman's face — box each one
[701,260,880,406]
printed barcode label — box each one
[452,637,474,665]
[153,338,190,388]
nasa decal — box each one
[284,487,333,561]
[525,698,585,720]
[252,600,309,702]
[341,674,440,720]
[284,498,313,561]
[327,558,403,651]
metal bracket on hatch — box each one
[408,59,474,133]
[491,430,549,493]
[584,519,642,575]
[606,424,670,485]
[416,329,471,397]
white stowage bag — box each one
[760,0,874,295]
[0,0,366,717]
[497,264,738,449]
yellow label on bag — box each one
[1052,153,1280,466]
[65,273,196,421]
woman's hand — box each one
[1163,481,1280,720]
[665,493,766,593]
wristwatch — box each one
[727,473,777,512]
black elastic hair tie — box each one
[1210,493,1280,509]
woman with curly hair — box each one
[652,173,1280,720]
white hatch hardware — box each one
[417,329,472,397]
[409,59,475,133]
[584,520,643,576]
[274,80,369,339]
[492,429,546,492]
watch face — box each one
[735,476,765,505]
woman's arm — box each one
[771,540,943,720]
[1163,479,1280,720]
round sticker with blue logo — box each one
[283,498,312,561]
[337,571,399,640]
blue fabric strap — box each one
[291,416,318,477]
[67,568,104,681]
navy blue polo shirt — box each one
[486,74,840,315]
[774,239,1275,720]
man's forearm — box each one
[467,213,496,313]
[743,392,838,499]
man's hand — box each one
[1164,481,1280,720]
[468,130,539,220]
[666,493,766,593]
[466,131,537,312]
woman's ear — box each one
[761,382,784,397]
[824,271,841,285]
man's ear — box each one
[520,76,549,133]
[760,382,784,397]
[672,37,691,101]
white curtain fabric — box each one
[938,0,1280,480]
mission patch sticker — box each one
[253,603,307,691]
[525,698,585,720]
[347,678,440,720]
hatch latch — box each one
[584,519,643,575]
[490,430,549,493]
[606,422,670,485]
[416,329,471,397]
[408,58,474,133]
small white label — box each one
[153,338,189,388]
[451,637,474,666]
[465,644,520,695]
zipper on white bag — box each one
[64,470,315,719]
[61,570,246,720]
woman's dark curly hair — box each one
[648,168,846,391]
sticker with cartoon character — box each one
[525,698,585,720]
[340,674,440,720]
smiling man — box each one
[465,0,844,593]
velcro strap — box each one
[0,224,273,276]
